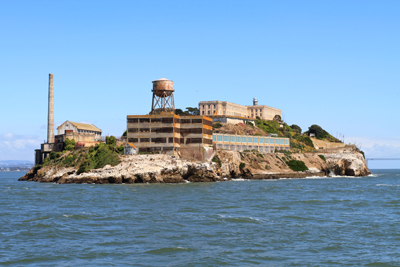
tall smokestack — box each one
[47,73,54,143]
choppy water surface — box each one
[1,170,400,266]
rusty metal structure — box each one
[151,78,175,114]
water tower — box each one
[151,78,175,114]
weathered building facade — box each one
[126,112,213,156]
[55,121,102,147]
[199,99,282,124]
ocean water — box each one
[1,170,400,266]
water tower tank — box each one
[152,78,174,97]
[150,78,175,113]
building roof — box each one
[153,77,170,81]
[58,121,101,132]
[125,142,137,148]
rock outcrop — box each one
[19,150,370,184]
[323,152,370,176]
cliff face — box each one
[323,152,370,176]
[19,150,370,184]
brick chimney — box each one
[47,73,54,143]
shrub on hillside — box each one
[213,122,223,129]
[64,138,76,151]
[286,160,308,172]
[284,124,293,132]
[212,156,222,167]
[255,118,281,135]
[290,124,302,133]
[293,134,314,148]
[239,162,246,169]
[273,115,282,122]
[318,155,326,162]
[106,136,117,146]
[77,143,120,174]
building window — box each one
[248,137,252,143]
[208,111,210,115]
[236,136,241,142]
[242,137,247,143]
[217,135,223,141]
[230,136,235,142]
[285,139,289,145]
[254,137,258,143]
[212,135,216,141]
[224,136,229,142]
[259,138,263,144]
[202,111,204,115]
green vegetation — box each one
[38,140,124,174]
[290,124,302,133]
[292,134,314,148]
[212,156,222,167]
[175,107,199,116]
[286,160,309,172]
[246,121,254,127]
[239,162,246,169]
[64,138,76,151]
[318,155,326,162]
[306,124,342,142]
[105,136,116,146]
[275,149,292,159]
[122,131,127,137]
[213,122,223,129]
[255,118,282,136]
[77,143,121,174]
[273,115,282,122]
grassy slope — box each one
[38,143,123,174]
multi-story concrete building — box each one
[199,98,282,124]
[126,112,213,156]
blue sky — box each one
[0,0,399,168]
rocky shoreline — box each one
[19,150,370,184]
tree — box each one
[290,124,302,133]
[308,125,324,138]
[273,115,282,122]
[106,136,116,146]
[185,107,199,115]
[64,138,76,151]
[122,131,127,137]
[175,108,184,115]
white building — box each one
[57,121,102,141]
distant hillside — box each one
[0,160,34,167]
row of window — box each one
[78,130,99,134]
[213,135,289,145]
[216,144,290,152]
[127,118,206,124]
[127,137,212,145]
[201,104,216,109]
